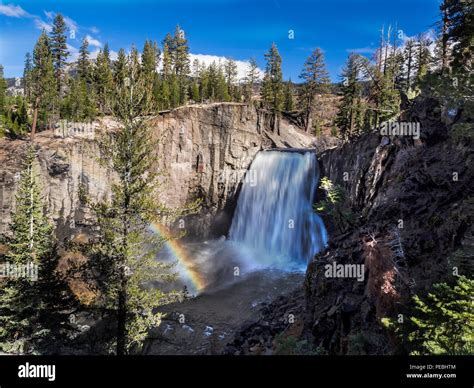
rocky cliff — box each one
[0,103,315,239]
[304,97,473,354]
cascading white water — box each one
[229,150,327,270]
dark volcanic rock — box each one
[304,97,473,354]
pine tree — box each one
[160,33,175,109]
[5,147,53,264]
[261,43,284,111]
[94,44,113,113]
[199,63,210,102]
[283,79,294,111]
[78,38,90,82]
[224,58,238,101]
[436,1,451,72]
[335,54,365,140]
[23,53,33,102]
[191,81,200,102]
[0,145,71,351]
[0,65,7,116]
[244,58,259,103]
[414,34,432,86]
[172,25,190,105]
[442,0,474,72]
[298,48,330,132]
[50,14,69,95]
[0,146,52,346]
[383,276,474,355]
[113,48,127,87]
[31,30,57,136]
[364,28,401,128]
[141,40,160,108]
[403,39,416,92]
[215,62,230,102]
[82,51,190,354]
[162,33,174,80]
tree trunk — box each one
[30,96,40,140]
[441,8,449,71]
[305,94,314,133]
[116,266,127,356]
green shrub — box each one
[382,276,474,355]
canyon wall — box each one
[0,103,315,239]
[304,97,473,354]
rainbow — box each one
[150,223,206,292]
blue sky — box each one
[1,0,441,81]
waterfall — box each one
[229,150,328,270]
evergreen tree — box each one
[31,30,57,135]
[414,34,432,86]
[113,48,127,87]
[383,276,474,355]
[364,29,401,128]
[141,40,160,108]
[160,33,175,109]
[199,62,210,102]
[50,14,69,94]
[2,97,30,138]
[261,43,284,111]
[0,65,6,116]
[172,25,190,105]
[23,53,33,102]
[403,39,416,92]
[0,146,71,352]
[78,37,90,82]
[63,38,97,122]
[0,146,53,347]
[244,58,259,103]
[283,79,294,111]
[62,76,96,122]
[335,54,365,140]
[224,57,238,101]
[298,48,330,132]
[94,44,113,113]
[434,1,451,72]
[191,81,200,102]
[5,147,53,264]
[442,0,474,72]
[82,51,191,354]
[162,33,174,80]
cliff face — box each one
[0,103,315,239]
[304,98,473,354]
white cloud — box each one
[346,47,376,55]
[189,53,264,81]
[0,4,29,17]
[64,16,78,32]
[90,26,100,34]
[67,45,118,64]
[38,10,78,33]
[85,35,102,48]
[44,10,54,19]
[89,48,118,62]
[34,18,52,33]
[67,44,80,62]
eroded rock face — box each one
[0,103,315,239]
[304,99,474,355]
